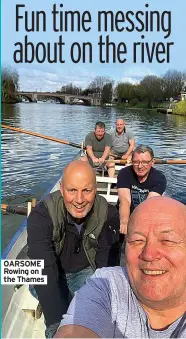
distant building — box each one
[178,91,186,101]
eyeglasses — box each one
[132,159,153,166]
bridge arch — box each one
[18,94,34,102]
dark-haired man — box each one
[85,121,112,167]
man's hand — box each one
[98,157,105,164]
[92,157,99,163]
[121,154,128,160]
[120,221,128,234]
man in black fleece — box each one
[27,160,120,338]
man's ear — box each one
[60,182,63,196]
[152,158,155,166]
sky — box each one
[2,0,186,92]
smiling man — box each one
[54,197,186,338]
[107,119,135,177]
[117,145,167,234]
[85,121,112,167]
[27,160,120,338]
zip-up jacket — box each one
[27,191,120,328]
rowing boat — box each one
[2,150,122,338]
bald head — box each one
[60,160,97,220]
[128,196,186,234]
[62,160,96,186]
[116,119,125,134]
[126,197,186,309]
[116,119,125,124]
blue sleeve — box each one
[117,167,131,189]
[60,269,115,338]
[150,171,167,195]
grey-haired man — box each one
[117,145,167,234]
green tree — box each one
[115,82,135,102]
[2,66,19,103]
[101,83,113,104]
[140,76,163,108]
[133,84,146,102]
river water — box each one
[1,102,186,250]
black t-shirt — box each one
[85,132,111,158]
[117,166,167,213]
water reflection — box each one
[1,102,186,250]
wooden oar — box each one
[1,204,27,216]
[1,124,84,150]
[106,159,186,165]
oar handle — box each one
[154,159,186,164]
[1,204,27,216]
[1,124,84,150]
[105,159,186,165]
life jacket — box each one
[43,191,108,270]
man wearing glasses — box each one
[117,145,167,234]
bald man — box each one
[107,119,135,177]
[55,197,186,338]
[27,160,120,338]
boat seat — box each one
[96,176,117,184]
[99,194,118,204]
[96,176,118,204]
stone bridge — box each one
[17,91,101,106]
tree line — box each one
[2,66,186,107]
[58,70,186,108]
[115,70,186,108]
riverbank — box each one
[2,97,21,104]
[117,106,157,112]
[116,102,167,112]
[116,101,186,116]
[172,101,186,116]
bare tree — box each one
[88,76,114,105]
[163,70,186,99]
[60,83,82,95]
[89,76,113,93]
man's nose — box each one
[139,241,161,262]
[76,191,84,204]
